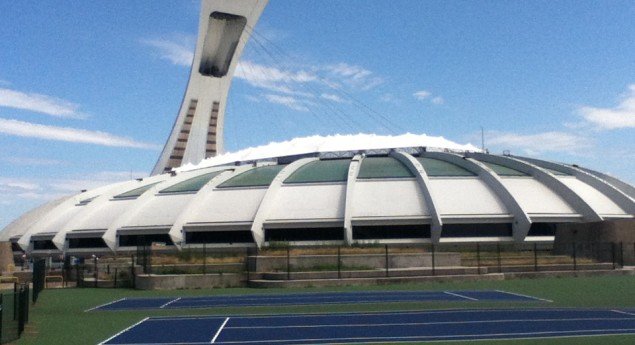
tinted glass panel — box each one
[186,231,254,244]
[33,240,57,250]
[358,157,414,179]
[68,237,108,249]
[353,224,430,240]
[218,165,284,188]
[442,223,512,237]
[118,234,174,247]
[527,223,557,237]
[114,182,161,199]
[480,162,528,176]
[285,160,350,183]
[417,158,475,176]
[160,171,224,193]
[265,227,344,242]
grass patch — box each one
[13,274,635,344]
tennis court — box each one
[99,308,635,344]
[89,289,547,311]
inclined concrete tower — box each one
[152,0,268,175]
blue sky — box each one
[1,0,634,230]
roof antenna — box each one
[480,126,485,153]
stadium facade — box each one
[1,0,634,257]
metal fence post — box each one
[17,285,27,336]
[94,256,98,288]
[572,242,577,271]
[384,245,389,277]
[533,243,538,272]
[431,244,436,276]
[246,247,251,282]
[337,246,341,279]
[131,254,136,289]
[286,247,291,280]
[1,294,3,342]
[203,243,207,275]
[496,243,502,273]
[620,242,624,267]
[114,268,118,288]
[254,247,260,276]
[476,243,481,274]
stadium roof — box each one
[2,137,634,255]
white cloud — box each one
[0,88,87,119]
[0,118,160,150]
[413,90,432,100]
[0,180,39,192]
[238,61,381,93]
[320,93,346,103]
[486,131,589,154]
[46,174,131,194]
[235,60,317,93]
[324,63,383,90]
[141,35,195,66]
[414,90,444,105]
[0,170,147,203]
[431,96,444,105]
[264,94,309,112]
[235,60,387,113]
[578,84,635,130]
[1,157,67,166]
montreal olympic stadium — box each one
[1,0,634,258]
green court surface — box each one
[14,274,635,345]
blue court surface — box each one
[89,290,548,311]
[99,308,635,344]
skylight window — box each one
[480,162,528,176]
[159,171,224,194]
[284,159,350,183]
[218,165,285,188]
[76,196,98,206]
[357,157,414,179]
[113,182,161,199]
[417,158,475,176]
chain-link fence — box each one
[0,284,29,344]
[19,241,633,290]
[130,241,632,283]
[67,256,136,289]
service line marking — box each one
[444,291,478,301]
[211,317,230,343]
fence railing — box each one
[130,241,632,281]
[24,241,634,289]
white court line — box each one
[223,316,635,330]
[612,310,635,317]
[211,317,230,343]
[222,328,635,344]
[160,297,181,309]
[97,317,149,345]
[495,289,553,302]
[85,297,127,312]
[444,291,479,301]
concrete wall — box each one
[249,253,462,272]
[0,242,14,274]
[555,219,635,264]
[555,219,635,243]
[135,273,245,290]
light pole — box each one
[92,255,99,288]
